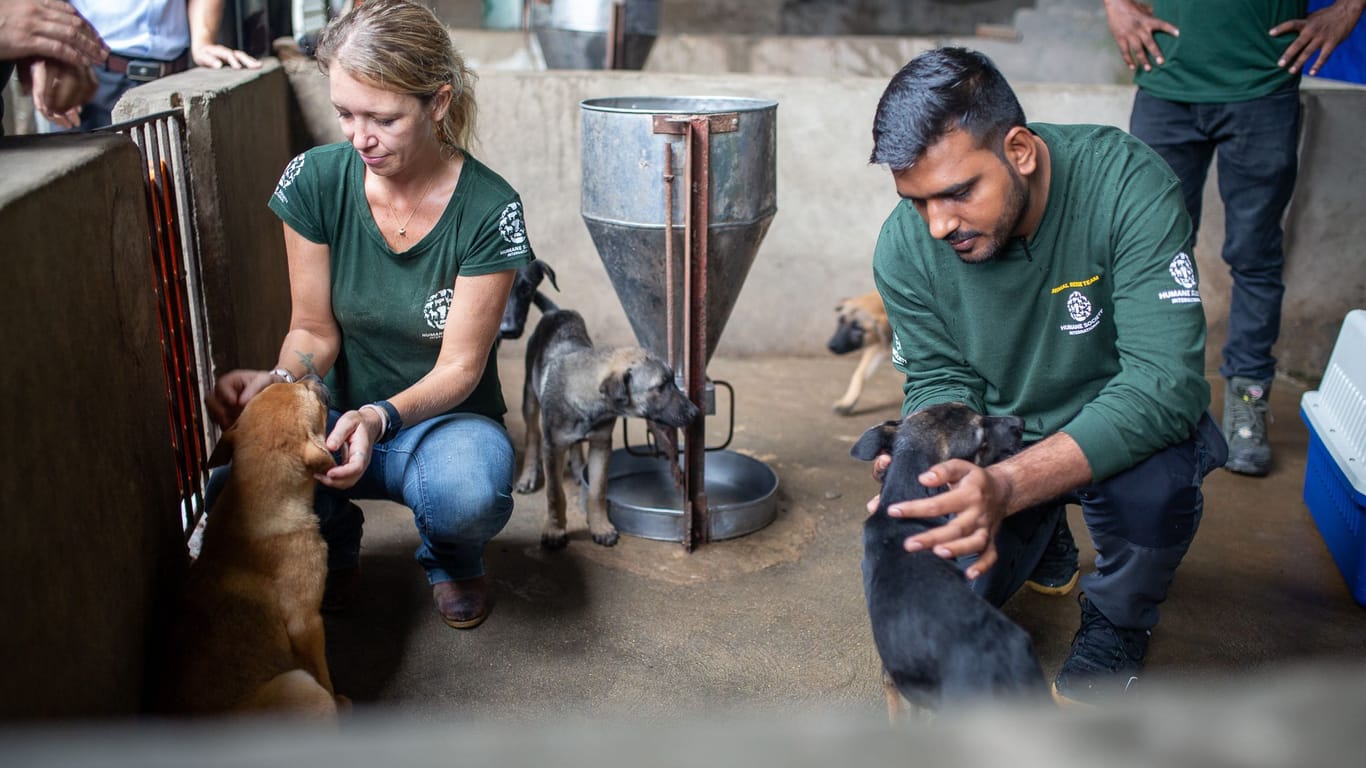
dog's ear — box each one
[600,369,632,408]
[850,420,899,461]
[206,425,236,468]
[303,433,336,474]
[538,261,559,292]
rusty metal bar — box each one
[663,141,676,371]
[606,0,626,69]
[651,113,739,135]
[685,114,712,551]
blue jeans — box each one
[965,413,1228,630]
[208,410,515,585]
[1129,85,1301,382]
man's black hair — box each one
[870,47,1027,171]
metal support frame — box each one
[100,110,213,544]
[652,110,739,551]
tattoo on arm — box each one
[294,352,318,377]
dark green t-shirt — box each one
[872,124,1209,481]
[1135,0,1306,102]
[268,142,534,421]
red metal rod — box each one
[685,115,712,550]
[663,141,675,370]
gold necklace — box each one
[385,170,438,238]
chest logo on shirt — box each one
[1059,290,1104,336]
[499,202,527,245]
[1158,252,1202,305]
[273,154,306,204]
[423,288,453,334]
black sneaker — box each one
[1223,376,1272,476]
[1052,594,1150,707]
[1025,514,1079,596]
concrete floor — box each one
[319,351,1366,722]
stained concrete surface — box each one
[320,352,1366,721]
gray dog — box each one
[515,309,699,548]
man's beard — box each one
[949,167,1029,264]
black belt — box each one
[103,51,192,82]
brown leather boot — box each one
[432,575,490,629]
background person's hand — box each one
[1271,0,1366,76]
[1103,0,1180,72]
[0,0,107,66]
[25,57,95,127]
[190,40,261,70]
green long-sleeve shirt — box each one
[872,123,1209,481]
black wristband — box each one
[372,400,402,443]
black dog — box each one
[500,261,559,340]
[851,402,1045,719]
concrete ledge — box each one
[0,133,183,718]
[2,662,1365,766]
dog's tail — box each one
[532,291,560,314]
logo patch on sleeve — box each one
[1158,252,1202,305]
[273,154,305,204]
[497,201,531,259]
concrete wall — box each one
[436,0,1036,35]
[112,66,297,375]
[0,135,185,718]
[279,61,1366,380]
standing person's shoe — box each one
[1223,376,1273,476]
[433,575,490,629]
[1025,513,1080,595]
[1052,594,1150,707]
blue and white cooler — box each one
[1301,309,1366,606]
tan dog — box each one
[160,378,342,717]
[829,290,892,415]
[515,309,698,548]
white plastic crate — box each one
[1300,309,1366,605]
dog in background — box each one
[515,308,698,548]
[851,402,1045,720]
[159,378,343,717]
[829,291,892,415]
[500,260,559,340]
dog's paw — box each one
[515,472,544,494]
[832,401,855,416]
[540,530,569,550]
[591,527,620,547]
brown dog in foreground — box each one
[160,377,343,717]
[829,291,892,415]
